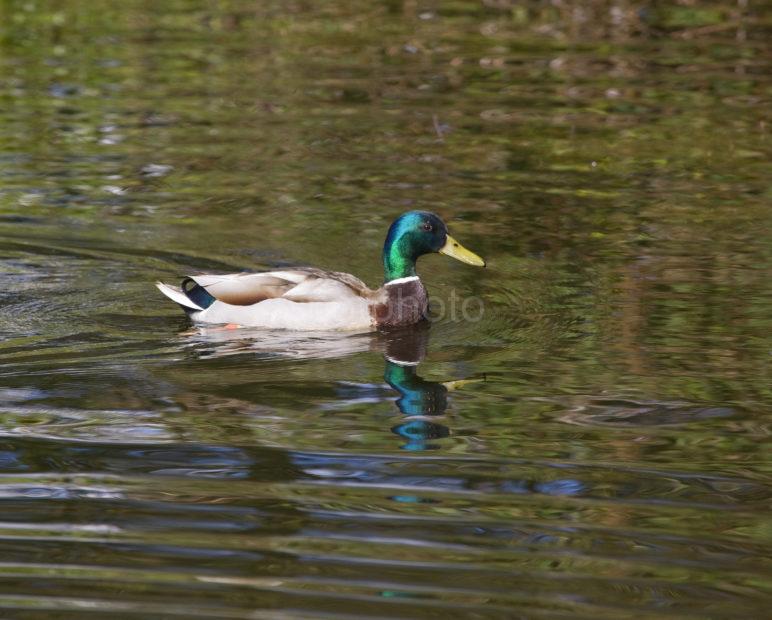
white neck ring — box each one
[385,276,420,286]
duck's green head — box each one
[382,211,485,282]
[383,211,485,282]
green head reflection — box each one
[382,324,479,451]
[385,359,450,451]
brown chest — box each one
[370,279,429,328]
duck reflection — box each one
[386,361,450,451]
[382,324,476,451]
[179,321,477,451]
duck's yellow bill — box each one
[439,234,485,267]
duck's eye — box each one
[422,222,433,232]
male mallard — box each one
[156,210,484,331]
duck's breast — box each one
[370,277,429,328]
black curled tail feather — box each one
[182,278,217,309]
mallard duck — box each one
[156,210,485,331]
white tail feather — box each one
[156,281,203,311]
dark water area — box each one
[0,1,771,618]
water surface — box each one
[0,1,770,618]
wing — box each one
[186,268,373,306]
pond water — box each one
[0,1,770,618]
